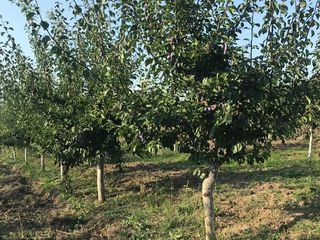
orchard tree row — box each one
[1,0,320,239]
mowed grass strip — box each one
[0,143,319,239]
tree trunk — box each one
[60,164,65,181]
[24,148,27,165]
[40,154,45,171]
[202,166,218,240]
[308,126,313,161]
[173,143,179,153]
[97,160,106,204]
[12,148,16,161]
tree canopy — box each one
[0,0,319,239]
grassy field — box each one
[0,142,319,240]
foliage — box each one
[126,0,320,168]
[0,0,146,167]
[1,1,320,239]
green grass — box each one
[0,144,320,239]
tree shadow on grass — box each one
[234,195,320,240]
[116,158,320,239]
[273,143,310,150]
[116,159,320,194]
[218,163,320,188]
[282,191,320,234]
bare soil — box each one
[0,164,93,239]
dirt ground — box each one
[0,164,93,240]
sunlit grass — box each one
[0,143,319,239]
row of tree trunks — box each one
[59,160,107,204]
[24,148,45,171]
[4,147,108,207]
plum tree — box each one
[126,0,320,238]
[1,1,319,239]
[1,0,145,204]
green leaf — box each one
[74,5,82,14]
[299,1,306,10]
[306,96,311,106]
[145,58,153,66]
[41,35,50,44]
[200,173,206,180]
[83,69,91,78]
[232,143,243,154]
[26,12,35,21]
[40,21,49,30]
[51,46,61,54]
